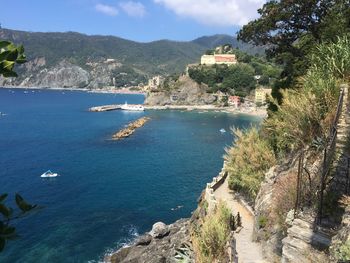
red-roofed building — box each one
[229,96,241,108]
[201,54,237,65]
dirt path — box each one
[214,179,266,263]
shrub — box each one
[224,127,276,201]
[264,35,350,155]
[192,202,231,263]
[257,215,268,229]
[263,89,326,154]
[333,239,350,261]
[301,35,350,116]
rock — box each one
[149,222,170,238]
[135,234,152,246]
[144,75,216,106]
[108,219,193,263]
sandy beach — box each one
[144,105,267,117]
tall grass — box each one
[263,90,326,153]
[192,202,231,263]
[265,35,350,155]
[224,127,276,201]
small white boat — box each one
[40,170,59,178]
[220,128,226,133]
[120,102,144,111]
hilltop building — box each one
[200,44,237,65]
[200,54,237,65]
[255,88,272,104]
[146,75,164,90]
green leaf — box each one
[2,226,15,236]
[5,49,18,62]
[0,237,5,252]
[1,61,15,71]
[0,41,11,49]
[0,194,8,203]
[15,194,36,212]
[0,204,11,218]
[2,70,18,78]
[17,45,24,54]
[0,50,11,62]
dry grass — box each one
[191,202,231,263]
[224,127,276,201]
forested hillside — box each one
[0,28,263,88]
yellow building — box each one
[255,88,272,104]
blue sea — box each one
[0,89,260,262]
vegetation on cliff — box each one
[192,202,231,263]
[187,50,280,97]
[226,34,350,200]
[238,0,350,103]
[223,33,350,262]
[225,127,275,200]
[0,29,262,87]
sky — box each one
[0,0,266,42]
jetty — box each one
[89,105,121,112]
[112,117,150,140]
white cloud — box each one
[119,1,146,18]
[95,3,119,16]
[154,0,265,26]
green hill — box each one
[0,28,264,88]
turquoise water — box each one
[0,89,260,262]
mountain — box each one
[0,28,264,89]
[192,34,264,55]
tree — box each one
[0,40,36,252]
[238,0,350,99]
[0,40,26,77]
[0,194,37,251]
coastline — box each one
[1,86,266,117]
[144,105,267,117]
[0,85,146,95]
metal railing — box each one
[293,88,345,224]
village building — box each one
[215,91,228,102]
[228,96,241,108]
[255,88,272,105]
[147,75,164,90]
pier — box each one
[89,105,122,112]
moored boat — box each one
[121,102,144,111]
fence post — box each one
[294,152,303,217]
[317,148,328,225]
[347,157,350,195]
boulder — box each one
[108,219,193,263]
[149,222,170,238]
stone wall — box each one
[204,161,228,213]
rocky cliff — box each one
[0,58,122,89]
[106,219,193,263]
[144,75,217,106]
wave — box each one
[92,224,140,263]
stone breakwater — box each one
[112,117,150,140]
